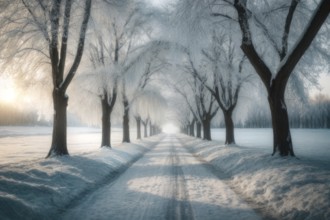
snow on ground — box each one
[0,127,136,164]
[212,128,330,167]
[0,127,153,220]
[0,127,329,220]
[186,129,330,220]
[62,135,261,220]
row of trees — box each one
[0,0,168,157]
[167,31,248,143]
[172,0,329,156]
[0,0,329,158]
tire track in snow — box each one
[166,140,194,220]
[59,134,263,220]
[60,135,195,220]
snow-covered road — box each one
[61,135,261,220]
[1,128,329,219]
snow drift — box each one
[183,136,330,220]
[0,129,329,220]
[0,137,160,220]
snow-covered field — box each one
[212,128,330,167]
[0,126,136,164]
[0,127,329,219]
[187,130,330,220]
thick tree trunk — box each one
[223,110,235,145]
[122,100,130,143]
[234,0,329,157]
[268,86,295,156]
[136,117,141,139]
[47,89,69,157]
[189,119,195,137]
[196,121,202,138]
[202,118,212,140]
[101,97,111,148]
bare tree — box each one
[201,32,250,144]
[170,57,219,140]
[122,48,165,142]
[232,0,329,155]
[188,61,221,140]
[96,1,157,143]
[1,0,92,157]
[170,80,200,137]
[48,0,92,157]
[80,1,126,148]
[181,32,249,144]
[177,0,329,155]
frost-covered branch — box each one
[61,0,91,92]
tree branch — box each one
[61,0,92,92]
[234,0,273,90]
[59,0,73,82]
[49,0,61,87]
[280,0,300,60]
[277,0,330,86]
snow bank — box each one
[0,136,160,220]
[183,136,330,220]
[0,126,101,138]
[0,127,137,164]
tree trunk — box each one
[101,97,111,148]
[122,100,130,143]
[223,110,235,145]
[189,119,195,136]
[202,117,212,140]
[143,122,148,137]
[268,85,295,156]
[149,121,153,136]
[47,89,69,157]
[196,121,202,138]
[234,0,329,156]
[136,116,141,139]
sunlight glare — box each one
[0,79,17,104]
[162,123,179,134]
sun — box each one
[0,86,17,103]
[0,78,18,104]
[162,123,179,134]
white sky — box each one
[146,0,174,8]
[310,73,330,97]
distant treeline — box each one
[2,95,329,129]
[0,103,49,126]
[243,95,330,129]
